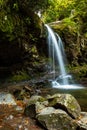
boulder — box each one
[36,101,49,114]
[24,93,86,129]
[24,95,47,118]
[77,112,87,130]
[47,93,81,119]
[0,92,17,105]
[27,95,45,105]
[24,103,36,118]
[37,107,78,130]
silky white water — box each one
[45,24,68,85]
[45,24,83,89]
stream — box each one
[0,77,87,112]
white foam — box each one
[52,81,84,89]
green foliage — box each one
[0,0,20,41]
[42,0,87,26]
[8,71,30,82]
[13,2,19,11]
[62,17,78,33]
[0,0,8,7]
[42,0,75,22]
[69,64,87,79]
[45,0,87,68]
[0,0,3,6]
[0,11,14,33]
[62,18,76,26]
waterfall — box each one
[45,24,69,85]
[45,24,83,89]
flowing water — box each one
[45,24,83,89]
[45,24,87,111]
[45,24,68,85]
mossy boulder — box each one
[23,93,87,129]
[24,95,46,118]
[37,108,78,130]
[47,93,81,119]
[27,95,45,106]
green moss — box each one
[7,71,30,82]
[68,64,87,79]
[0,11,13,33]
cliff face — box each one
[49,21,87,66]
[0,0,45,78]
[48,20,87,80]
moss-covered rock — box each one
[0,0,45,79]
[37,108,78,130]
[24,95,46,118]
[49,18,87,66]
[49,18,87,80]
[47,93,81,119]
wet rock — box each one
[0,92,17,105]
[24,101,49,118]
[47,93,81,119]
[50,20,87,66]
[24,104,36,118]
[27,95,45,105]
[37,107,55,115]
[24,93,87,129]
[37,108,78,130]
[24,95,46,118]
[36,101,49,114]
[77,112,87,130]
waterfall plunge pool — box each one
[45,24,87,111]
[52,80,84,89]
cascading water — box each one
[46,24,69,84]
[45,24,83,89]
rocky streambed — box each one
[0,80,87,130]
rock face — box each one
[24,93,86,130]
[49,21,87,66]
[0,0,45,78]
